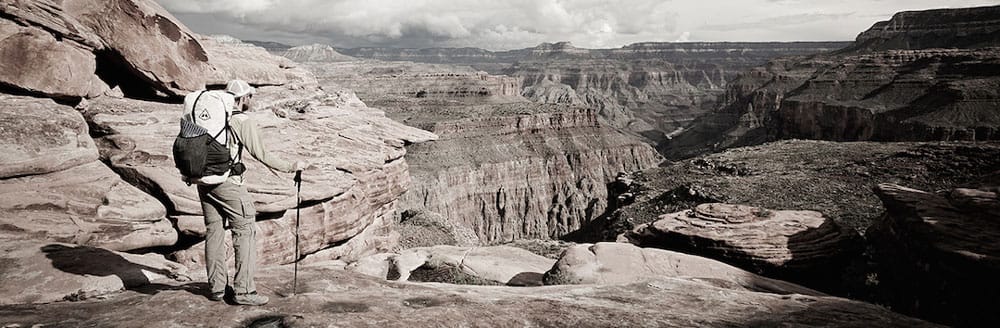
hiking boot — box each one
[208,291,225,302]
[233,292,269,306]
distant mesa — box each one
[281,44,357,63]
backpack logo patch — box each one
[198,109,211,121]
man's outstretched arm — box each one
[231,115,299,173]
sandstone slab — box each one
[0,95,98,178]
[543,242,822,296]
[0,161,176,251]
[0,239,189,305]
[0,263,939,327]
[623,203,860,277]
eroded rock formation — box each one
[621,203,861,288]
[339,42,849,146]
[663,5,1000,159]
[0,0,213,98]
[302,60,662,245]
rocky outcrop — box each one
[0,19,108,98]
[0,0,213,98]
[622,203,861,287]
[0,263,939,327]
[84,86,436,267]
[543,242,822,297]
[0,239,189,305]
[0,95,175,251]
[867,184,1000,327]
[200,35,316,87]
[663,6,1000,159]
[302,60,662,245]
[850,5,1000,51]
[281,44,357,63]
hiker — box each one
[173,79,306,306]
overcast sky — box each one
[160,0,998,50]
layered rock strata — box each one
[84,86,435,267]
[868,184,1000,327]
[339,42,849,146]
[850,5,1000,51]
[0,95,175,251]
[301,60,662,245]
[622,203,860,285]
[663,5,1000,159]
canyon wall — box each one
[662,5,1000,159]
[296,56,662,244]
[339,42,849,145]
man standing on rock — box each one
[183,80,307,306]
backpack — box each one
[172,90,243,185]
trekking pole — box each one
[292,170,302,295]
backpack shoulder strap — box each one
[190,90,207,122]
[228,113,247,163]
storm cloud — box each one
[159,0,998,50]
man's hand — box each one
[292,160,309,172]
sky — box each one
[159,0,999,50]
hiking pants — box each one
[197,180,258,295]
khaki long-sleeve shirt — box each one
[227,113,294,185]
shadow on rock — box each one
[40,244,203,298]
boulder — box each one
[622,203,860,283]
[348,245,556,285]
[0,20,108,99]
[0,161,176,251]
[0,95,98,178]
[200,35,317,87]
[0,263,940,327]
[544,242,822,296]
[868,183,1000,327]
[0,0,213,97]
[0,239,190,305]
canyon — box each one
[297,57,662,244]
[334,41,850,146]
[663,5,1000,159]
[0,1,997,328]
